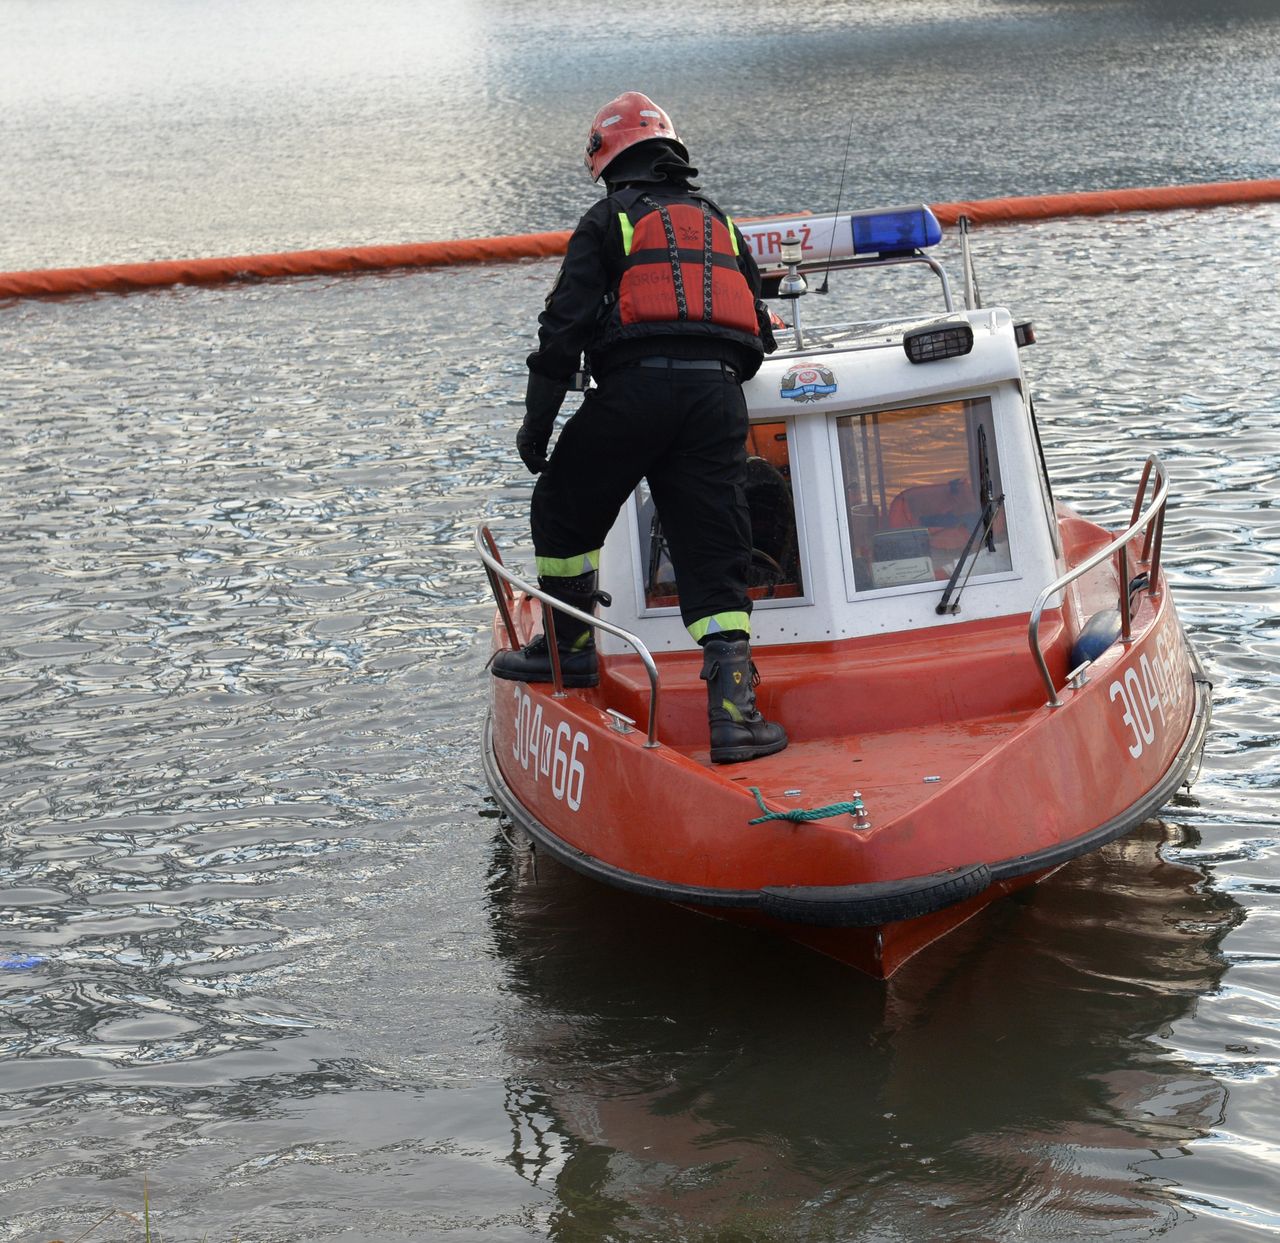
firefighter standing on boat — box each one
[491,91,788,764]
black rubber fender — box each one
[1070,608,1122,668]
[759,864,993,927]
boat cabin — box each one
[597,207,1061,655]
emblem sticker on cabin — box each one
[781,364,837,402]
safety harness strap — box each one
[700,200,714,322]
[640,194,689,320]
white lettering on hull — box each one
[1108,614,1191,762]
[510,686,589,811]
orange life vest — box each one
[614,194,760,337]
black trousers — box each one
[530,362,752,635]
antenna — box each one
[818,117,856,294]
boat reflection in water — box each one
[487,817,1240,1239]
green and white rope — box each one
[747,787,867,825]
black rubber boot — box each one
[700,639,788,764]
[491,573,609,689]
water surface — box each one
[2,3,1279,1240]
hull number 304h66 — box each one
[510,686,589,811]
[1110,615,1191,762]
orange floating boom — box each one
[0,231,572,301]
[930,178,1280,225]
[2,179,1277,301]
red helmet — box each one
[584,92,688,183]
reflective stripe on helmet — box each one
[585,92,687,183]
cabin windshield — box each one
[836,396,1012,593]
[635,420,803,611]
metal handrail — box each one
[474,524,663,748]
[1027,455,1170,708]
[763,249,955,312]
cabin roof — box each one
[747,307,1025,422]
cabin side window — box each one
[635,420,804,610]
[835,397,1012,593]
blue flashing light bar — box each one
[849,205,943,257]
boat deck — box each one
[589,612,1071,829]
[673,710,1030,827]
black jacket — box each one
[527,146,771,384]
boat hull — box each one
[483,584,1211,978]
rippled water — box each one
[3,0,1279,269]
[3,2,1280,1240]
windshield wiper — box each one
[937,426,1004,616]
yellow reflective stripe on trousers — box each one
[687,611,751,642]
[618,213,635,256]
[535,550,600,578]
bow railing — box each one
[1028,455,1169,707]
[475,524,662,748]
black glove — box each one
[517,372,568,474]
[755,298,778,354]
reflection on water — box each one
[490,821,1241,1240]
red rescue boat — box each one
[478,205,1211,978]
